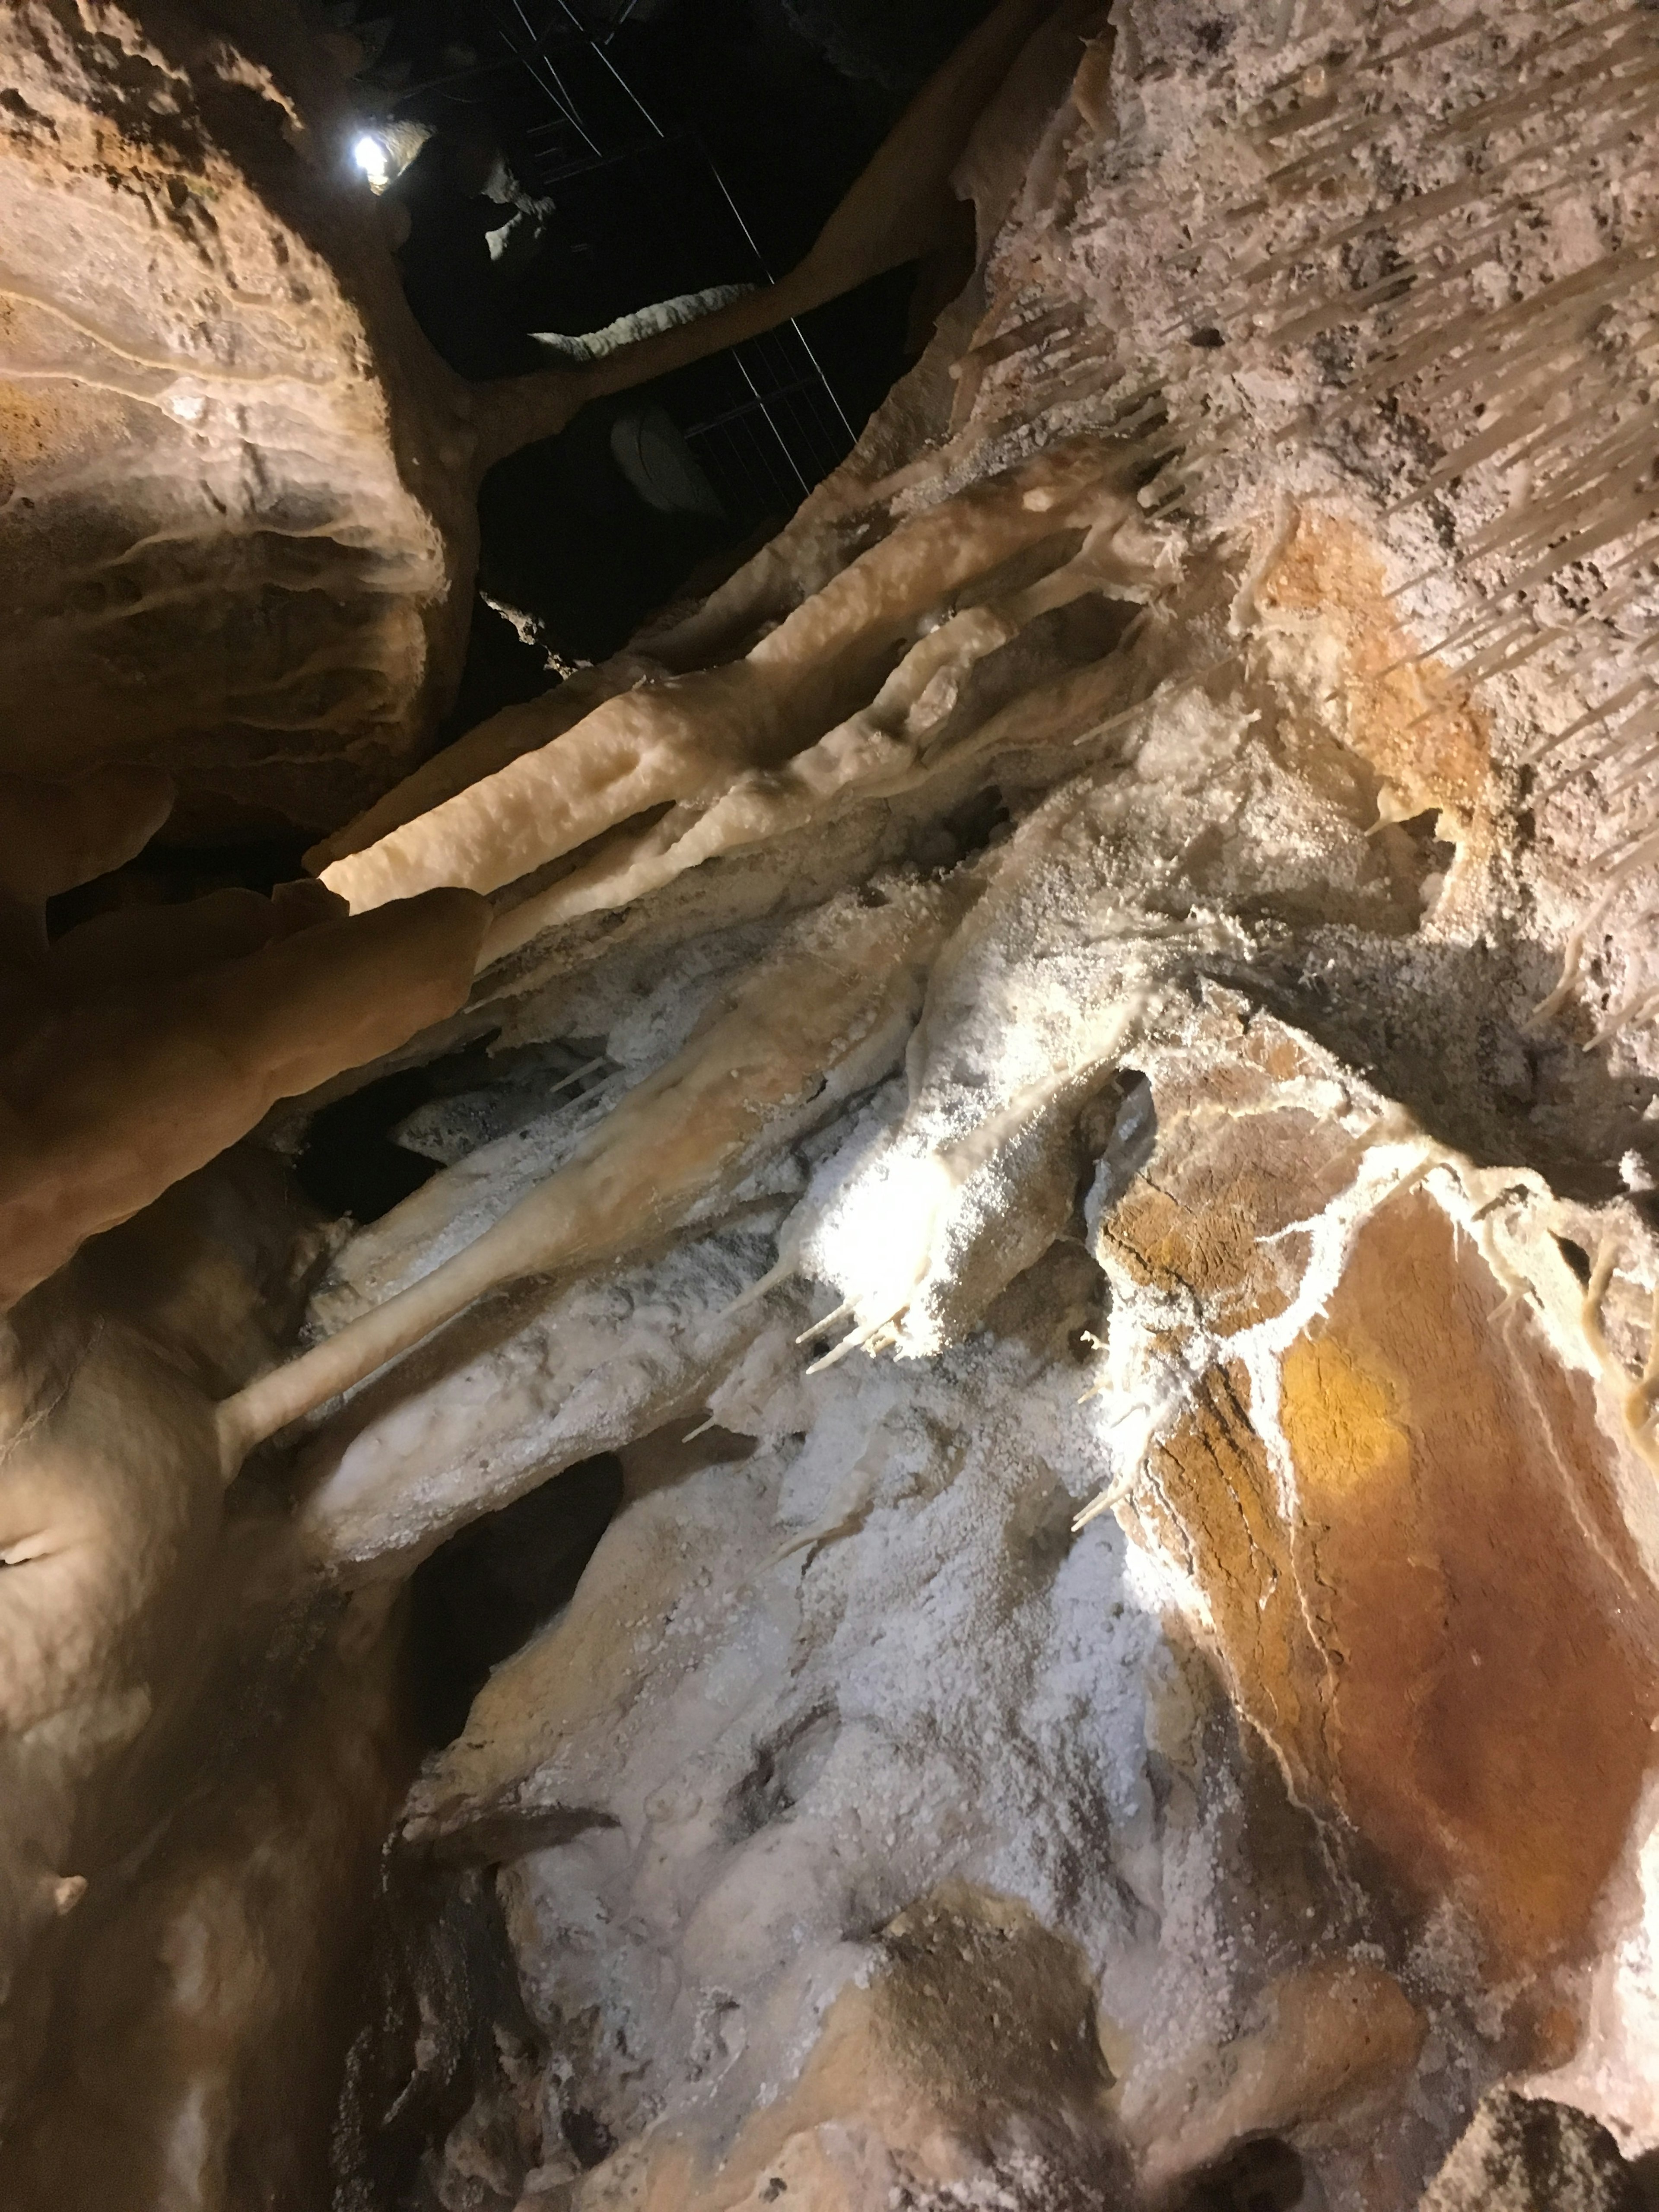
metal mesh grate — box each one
[681,327,855,521]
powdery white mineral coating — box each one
[355,9,1659,2202]
[313,914,795,1321]
[386,995,1659,2205]
[1535,1780,1659,2158]
[407,1293,1256,2187]
[778,623,1444,1367]
[294,1217,785,1578]
[19,1,1659,2201]
[216,882,959,1464]
[232,9,1659,2202]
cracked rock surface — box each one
[7,2,1659,2208]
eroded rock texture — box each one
[0,0,1052,835]
[6,0,1659,2208]
[1420,2091,1655,2212]
[0,0,477,833]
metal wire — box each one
[496,0,601,154]
[474,0,860,506]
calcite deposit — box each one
[6,0,1659,2208]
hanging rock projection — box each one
[7,1,1659,2206]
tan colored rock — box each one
[551,1885,1121,2212]
[1122,1959,1425,2191]
[314,438,1149,938]
[0,0,472,832]
[0,770,488,1310]
[13,0,1659,2202]
[0,1587,408,2212]
[0,0,1057,832]
[0,1153,330,2141]
[1421,2089,1647,2212]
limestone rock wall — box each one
[305,3,1659,2200]
[0,0,478,833]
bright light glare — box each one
[352,133,390,192]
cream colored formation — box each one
[216,885,954,1464]
[316,440,1150,941]
[8,1,1659,2207]
[0,766,489,1313]
[0,0,1055,833]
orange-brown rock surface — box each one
[0,0,1053,833]
[6,0,1659,2207]
[0,0,474,832]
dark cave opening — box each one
[1176,2136,1307,2212]
[292,1063,451,1224]
[1554,1234,1594,1288]
[290,1032,613,1223]
[407,1452,625,1745]
[346,0,989,689]
[331,1456,627,2212]
[42,836,315,934]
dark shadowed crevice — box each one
[331,1456,627,2210]
[1175,2135,1307,2212]
[293,1064,451,1224]
[331,1859,545,2212]
[407,1453,625,1746]
[1555,1235,1594,1288]
[291,1033,611,1224]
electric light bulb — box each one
[352,133,389,192]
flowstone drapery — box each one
[6,3,1659,2208]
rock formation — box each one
[0,0,1051,833]
[5,0,1659,2208]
